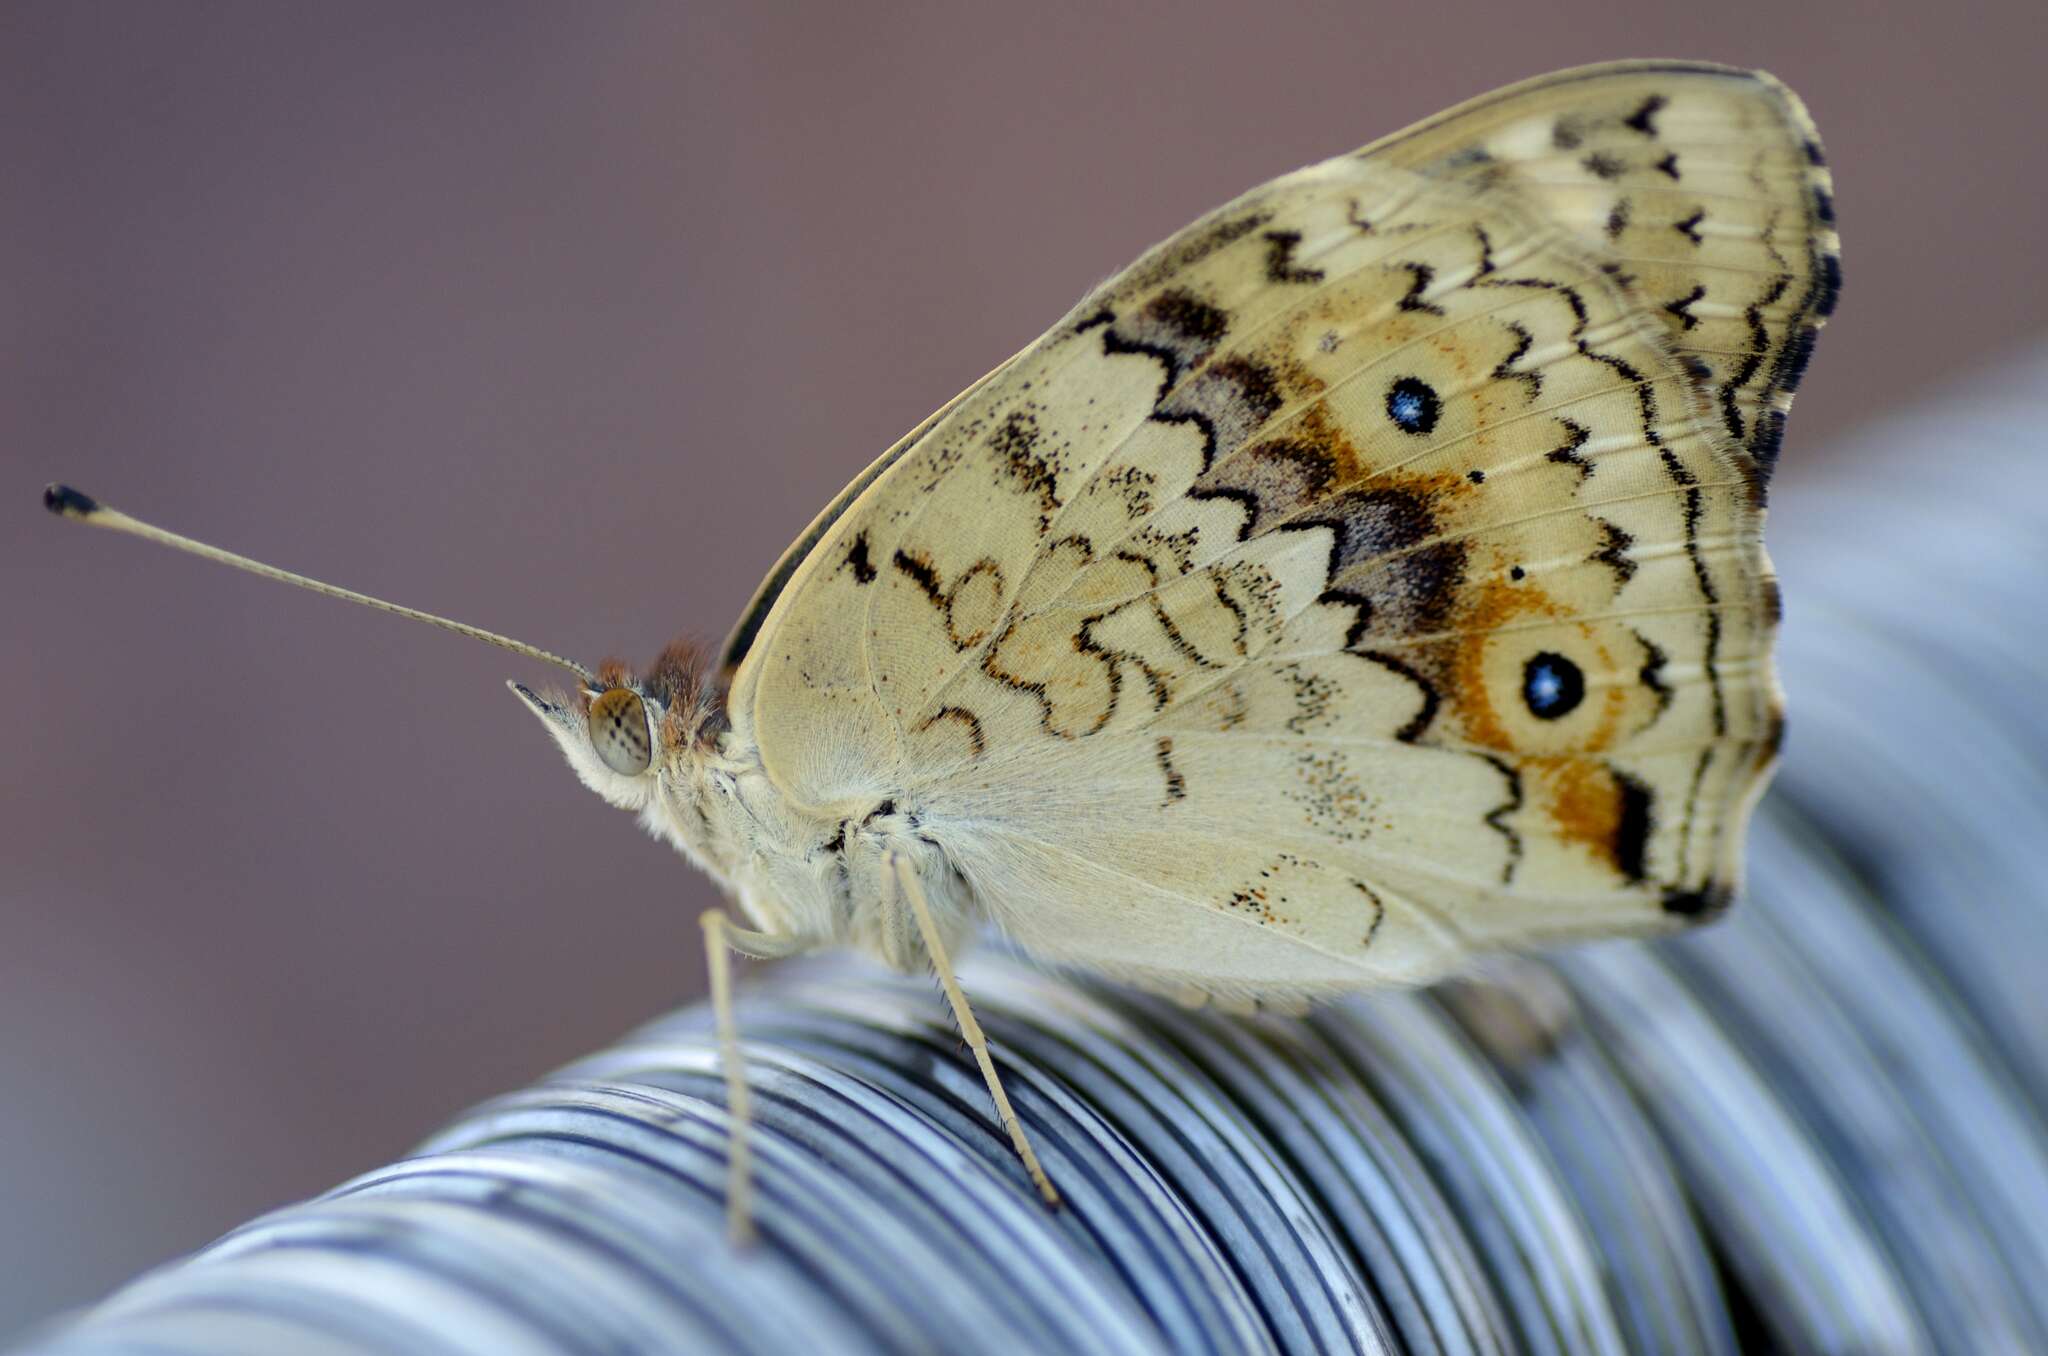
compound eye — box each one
[588,688,653,775]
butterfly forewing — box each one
[1361,62,1840,480]
[728,62,1835,1002]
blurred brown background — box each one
[3,0,2043,1337]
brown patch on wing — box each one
[1534,757,1646,877]
[1195,400,1369,533]
[1545,758,1621,859]
[1307,478,1444,570]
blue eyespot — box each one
[1386,376,1440,435]
[1523,651,1584,720]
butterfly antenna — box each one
[43,484,593,683]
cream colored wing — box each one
[727,62,1838,1000]
[1357,62,1838,483]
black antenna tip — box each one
[44,483,100,518]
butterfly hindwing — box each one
[728,62,1834,1001]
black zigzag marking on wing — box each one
[1490,321,1541,401]
[891,548,1008,652]
[1208,574,1250,654]
[1085,291,1227,397]
[1480,754,1525,884]
[1554,275,1728,738]
[1318,588,1376,650]
[1150,596,1228,670]
[1560,282,1662,454]
[1083,298,1284,478]
[1155,737,1188,805]
[1466,269,1615,487]
[1663,284,1706,332]
[1546,417,1593,480]
[892,548,945,605]
[1634,631,1674,718]
[1395,263,1446,316]
[1169,355,1285,473]
[1189,484,1261,542]
[980,620,1064,738]
[1591,519,1636,588]
[1350,648,1440,742]
[1736,129,1842,487]
[1657,449,1726,737]
[983,594,1173,741]
[1077,607,1171,718]
[1716,272,1789,448]
[1087,300,1279,545]
[1262,229,1326,284]
[1624,94,1667,136]
[841,532,878,584]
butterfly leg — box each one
[699,908,808,1247]
[884,851,1061,1208]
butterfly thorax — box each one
[645,713,979,971]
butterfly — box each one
[48,60,1838,1244]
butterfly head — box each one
[509,641,724,812]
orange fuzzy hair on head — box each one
[572,641,725,753]
[641,637,728,752]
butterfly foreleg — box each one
[883,850,1061,1209]
[698,907,812,1247]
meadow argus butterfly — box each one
[47,60,1838,1243]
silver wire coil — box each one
[19,357,2048,1355]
